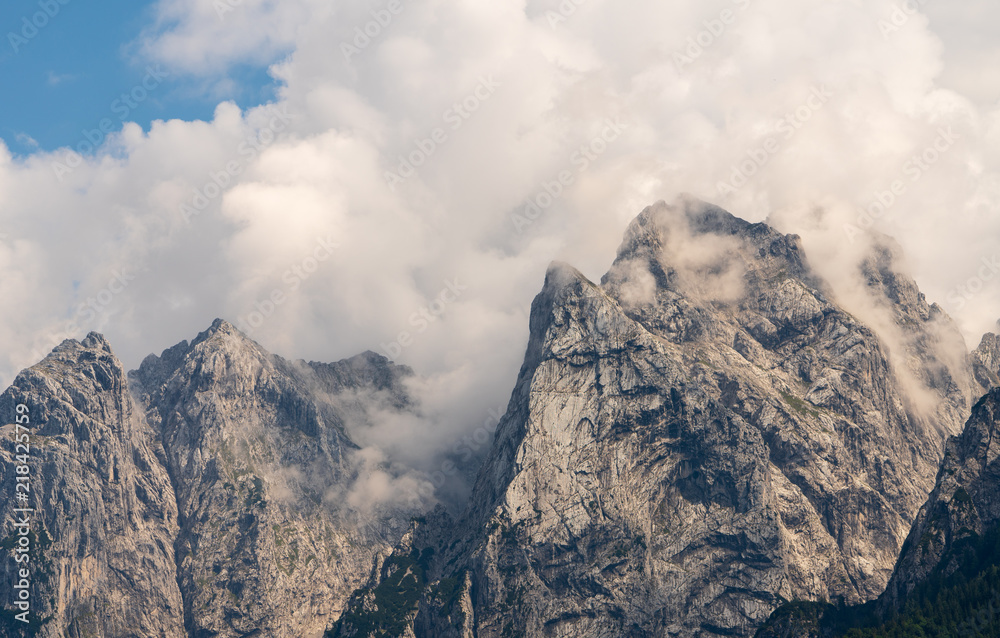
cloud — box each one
[14,133,39,149]
[612,258,659,308]
[2,0,1000,507]
[45,71,76,87]
[135,0,324,76]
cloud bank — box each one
[2,0,999,505]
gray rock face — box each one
[0,198,990,638]
[0,334,185,637]
[881,387,1000,610]
[972,331,1000,390]
[858,240,981,436]
[130,319,416,638]
[755,386,1000,637]
[336,198,979,638]
[0,321,418,638]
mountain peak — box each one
[41,331,123,383]
[182,318,266,358]
[542,260,591,291]
[4,323,132,442]
[80,331,113,351]
[601,197,821,324]
[674,192,754,235]
[978,329,1000,355]
[45,331,114,361]
[613,196,812,280]
[616,195,754,258]
[129,318,266,395]
[199,317,244,340]
[212,317,239,331]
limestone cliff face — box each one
[0,198,991,638]
[129,319,415,638]
[972,331,1000,390]
[881,388,1000,610]
[0,334,185,637]
[0,321,417,638]
[335,198,979,638]
[755,386,1000,637]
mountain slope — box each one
[757,388,1000,638]
[129,319,417,638]
[883,387,1000,610]
[0,334,185,637]
[973,331,1000,390]
[334,197,980,638]
[0,321,421,638]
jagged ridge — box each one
[0,320,418,638]
[335,197,983,638]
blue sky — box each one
[0,0,278,155]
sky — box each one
[1,0,1000,504]
[0,0,279,154]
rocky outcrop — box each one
[0,321,419,638]
[129,319,416,638]
[335,197,979,638]
[756,388,1000,637]
[0,334,185,637]
[972,330,1000,391]
[881,387,1000,609]
[859,239,980,439]
[1,197,991,638]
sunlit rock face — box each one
[881,388,1000,611]
[0,334,186,637]
[335,197,979,638]
[0,320,419,638]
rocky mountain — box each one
[757,388,1000,637]
[1,197,994,638]
[883,386,1000,612]
[130,319,417,638]
[0,321,418,638]
[0,334,184,637]
[333,197,983,638]
[972,330,1000,390]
